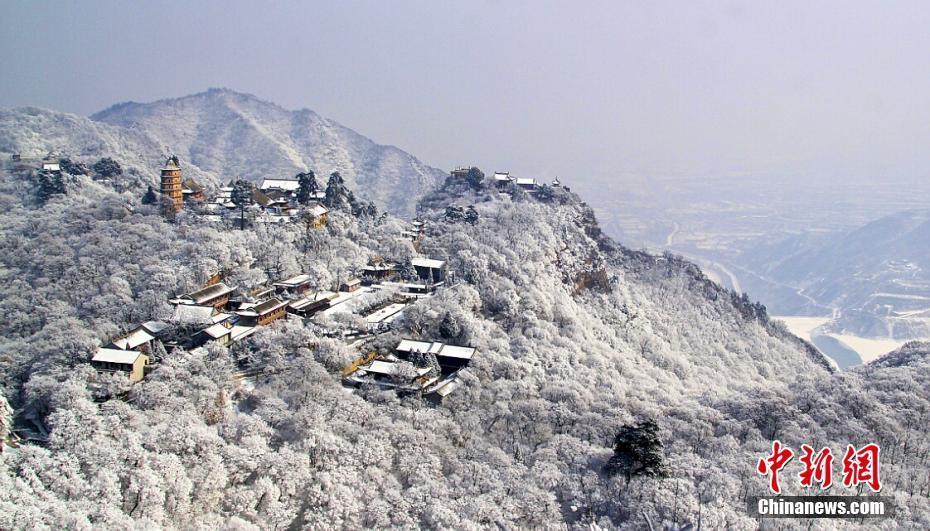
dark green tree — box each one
[444,205,465,223]
[231,178,253,230]
[37,170,66,203]
[58,158,88,175]
[604,420,668,482]
[464,205,479,225]
[439,313,462,341]
[351,201,377,218]
[465,167,485,189]
[141,185,158,205]
[323,172,353,210]
[535,185,554,202]
[409,350,441,379]
[296,171,318,205]
[92,157,122,178]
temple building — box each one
[160,155,183,216]
[91,348,150,382]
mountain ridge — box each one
[1,88,445,215]
[2,96,928,528]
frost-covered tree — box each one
[0,390,11,451]
[1,149,929,529]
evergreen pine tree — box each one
[464,205,479,225]
[465,167,485,189]
[92,157,122,178]
[36,169,65,203]
[58,158,87,175]
[323,172,353,210]
[231,178,252,230]
[604,420,668,481]
[296,171,318,205]
[445,205,465,223]
[141,185,158,205]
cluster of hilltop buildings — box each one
[10,152,491,401]
[157,156,330,227]
[90,249,473,402]
[449,167,562,191]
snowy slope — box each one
[90,88,445,215]
[0,89,445,215]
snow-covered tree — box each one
[296,171,318,205]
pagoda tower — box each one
[160,155,183,216]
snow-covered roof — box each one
[182,283,233,304]
[515,177,538,186]
[43,162,60,172]
[359,360,431,377]
[182,178,203,193]
[239,298,288,317]
[140,320,170,335]
[433,379,459,397]
[307,203,328,217]
[274,274,312,288]
[110,328,154,350]
[289,291,338,310]
[260,178,300,191]
[412,258,445,269]
[494,172,511,181]
[396,340,476,360]
[201,323,232,339]
[378,281,428,291]
[365,303,407,324]
[92,348,143,365]
[437,345,476,359]
[171,304,215,324]
[163,156,180,170]
[396,339,433,353]
[255,297,288,315]
[363,262,397,271]
[319,287,375,316]
[230,325,258,342]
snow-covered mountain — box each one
[0,89,445,215]
[2,154,930,526]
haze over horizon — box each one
[3,1,930,187]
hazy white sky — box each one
[3,1,930,185]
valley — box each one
[579,174,930,367]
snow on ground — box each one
[831,334,912,363]
[775,315,922,365]
[773,316,831,343]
